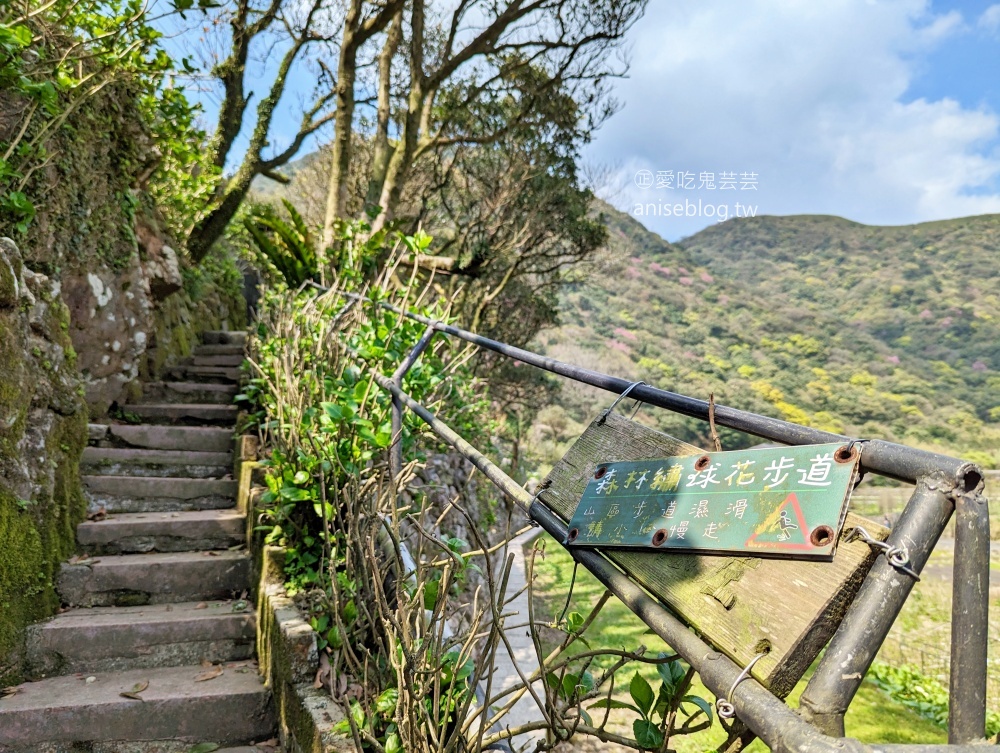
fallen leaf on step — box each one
[313,653,331,690]
[204,551,219,557]
[232,600,248,613]
[256,739,278,748]
[194,665,224,682]
[194,602,207,609]
[188,744,220,753]
[85,676,97,684]
[200,659,213,668]
[119,680,149,701]
[1,687,18,698]
[87,507,107,522]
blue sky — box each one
[591,0,1000,239]
[167,1,1000,242]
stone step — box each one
[83,476,237,515]
[90,424,234,452]
[203,330,247,345]
[127,403,239,426]
[0,663,274,750]
[26,601,256,677]
[78,509,246,555]
[168,364,243,384]
[195,344,246,357]
[138,381,239,404]
[190,354,245,367]
[82,447,233,478]
[58,551,251,608]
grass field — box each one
[526,534,949,752]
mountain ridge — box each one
[534,202,1000,465]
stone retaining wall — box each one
[235,435,351,753]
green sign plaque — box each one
[565,442,860,560]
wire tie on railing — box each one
[716,651,768,720]
[521,482,552,521]
[600,381,646,423]
[849,525,920,581]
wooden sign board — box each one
[538,412,885,697]
[565,443,860,560]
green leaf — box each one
[561,673,580,700]
[331,719,350,735]
[656,657,684,697]
[566,611,585,633]
[670,660,687,685]
[423,580,439,610]
[279,485,311,501]
[292,470,310,485]
[349,699,365,728]
[375,688,399,714]
[632,719,664,749]
[321,402,353,422]
[189,745,219,753]
[629,672,654,716]
[681,694,714,724]
[384,733,402,753]
[588,698,640,714]
[10,25,32,46]
[310,614,329,634]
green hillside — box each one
[533,206,1000,467]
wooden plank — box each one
[539,411,885,697]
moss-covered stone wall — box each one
[0,40,246,686]
[0,238,88,686]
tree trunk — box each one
[371,0,425,234]
[186,172,254,262]
[364,8,403,215]
[321,9,360,249]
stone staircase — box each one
[0,331,277,752]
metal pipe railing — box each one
[350,293,982,492]
[367,363,990,753]
[321,287,991,748]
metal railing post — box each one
[949,484,990,743]
[389,325,436,480]
[799,477,955,735]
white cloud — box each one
[587,0,1000,240]
[979,4,1000,33]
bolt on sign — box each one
[565,442,861,560]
